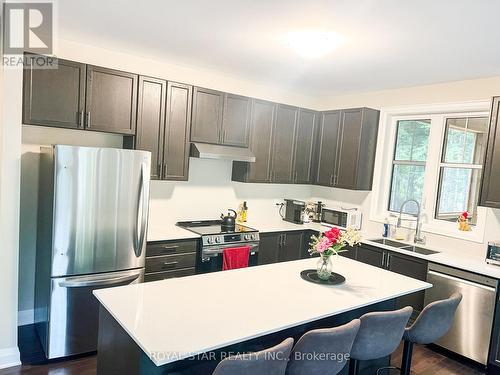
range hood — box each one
[190,143,255,162]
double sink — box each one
[369,238,440,256]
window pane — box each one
[389,164,425,213]
[394,120,431,161]
[443,117,488,164]
[436,167,482,224]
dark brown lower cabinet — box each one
[386,252,428,315]
[356,244,385,268]
[355,244,428,318]
[489,288,500,372]
[144,239,197,282]
[258,231,306,265]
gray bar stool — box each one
[348,306,413,375]
[212,337,294,375]
[400,292,462,375]
[286,319,361,375]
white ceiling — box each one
[57,0,500,97]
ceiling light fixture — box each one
[285,31,345,59]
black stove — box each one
[177,220,259,247]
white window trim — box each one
[370,100,490,243]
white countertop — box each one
[146,218,500,279]
[360,237,500,280]
[94,257,431,366]
[147,224,200,242]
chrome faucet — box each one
[397,199,426,244]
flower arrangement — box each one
[309,226,361,257]
[309,227,361,280]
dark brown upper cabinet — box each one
[162,82,193,180]
[135,76,192,181]
[191,87,224,144]
[316,108,379,190]
[23,55,86,129]
[316,110,342,186]
[191,87,251,147]
[293,109,318,184]
[271,104,298,183]
[232,99,276,183]
[222,93,251,147]
[480,96,500,208]
[135,76,167,180]
[85,65,138,135]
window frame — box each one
[371,101,490,243]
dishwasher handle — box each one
[428,270,496,292]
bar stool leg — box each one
[400,340,414,375]
[349,359,359,375]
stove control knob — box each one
[244,234,250,240]
[215,237,221,243]
[251,234,256,240]
[207,237,214,244]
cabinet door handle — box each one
[329,174,334,185]
[386,253,391,268]
[283,234,286,246]
[162,245,179,254]
[85,112,91,127]
[381,252,386,268]
[78,111,84,128]
[162,164,168,179]
[162,261,179,269]
[157,164,161,178]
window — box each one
[372,101,491,241]
[388,120,430,214]
[435,117,488,224]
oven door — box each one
[198,242,259,273]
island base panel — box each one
[97,299,396,374]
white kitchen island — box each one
[94,257,431,374]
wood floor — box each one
[0,325,487,374]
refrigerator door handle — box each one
[58,273,141,288]
[135,163,149,258]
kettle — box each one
[220,209,237,229]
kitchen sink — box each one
[370,238,409,248]
[369,238,440,255]
[400,245,439,255]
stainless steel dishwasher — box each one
[425,263,497,365]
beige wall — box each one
[316,75,500,110]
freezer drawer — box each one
[44,268,144,359]
[425,264,496,365]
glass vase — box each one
[316,254,333,280]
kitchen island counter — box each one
[94,257,431,372]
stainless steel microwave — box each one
[321,208,362,230]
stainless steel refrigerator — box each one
[35,145,151,359]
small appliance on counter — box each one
[283,199,306,224]
[486,241,500,265]
[304,201,324,223]
[321,207,362,230]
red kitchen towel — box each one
[222,246,250,271]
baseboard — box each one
[18,309,34,326]
[0,347,20,369]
